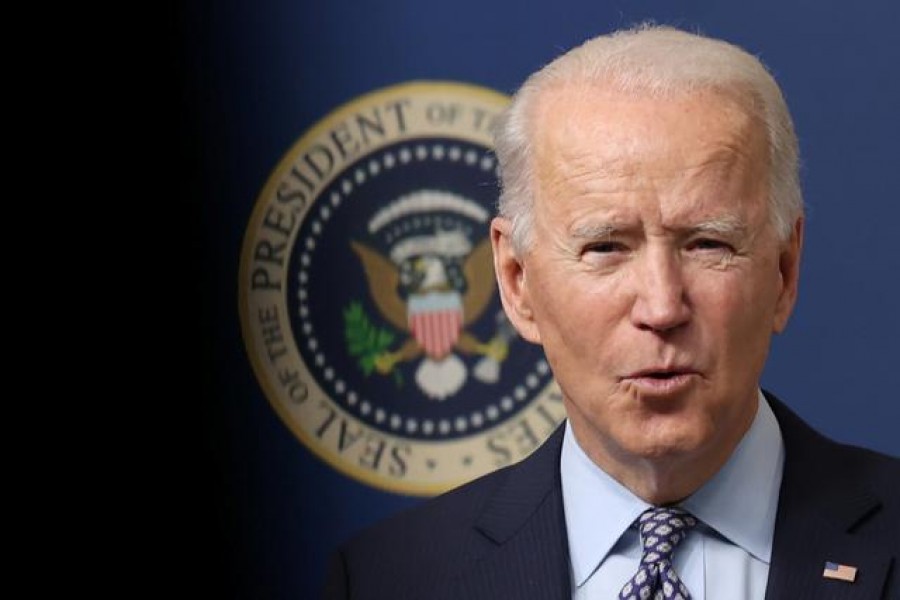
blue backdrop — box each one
[182,1,899,596]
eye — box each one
[584,241,627,254]
[580,240,631,269]
[688,238,733,252]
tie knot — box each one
[637,507,697,565]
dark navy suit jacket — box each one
[324,392,900,599]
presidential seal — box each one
[239,82,564,495]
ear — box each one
[490,217,542,344]
[773,216,804,333]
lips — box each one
[622,367,698,380]
[620,367,700,395]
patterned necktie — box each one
[618,507,697,600]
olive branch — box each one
[343,301,402,385]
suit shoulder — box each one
[325,463,516,599]
[340,424,565,557]
[326,426,566,599]
[348,460,513,551]
[769,391,899,500]
[832,441,900,498]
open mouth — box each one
[644,371,681,379]
[625,369,692,380]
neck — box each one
[600,454,720,505]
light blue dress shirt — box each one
[561,391,784,599]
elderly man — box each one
[324,26,899,600]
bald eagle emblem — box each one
[345,190,512,401]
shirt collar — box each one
[561,420,650,587]
[560,390,784,586]
[682,390,784,563]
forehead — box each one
[528,84,770,224]
[531,85,767,179]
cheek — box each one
[530,281,632,408]
[530,271,621,347]
[693,266,777,326]
[690,270,779,381]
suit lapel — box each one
[765,393,894,599]
[441,425,571,600]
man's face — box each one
[492,86,802,483]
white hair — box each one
[494,24,803,251]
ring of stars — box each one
[295,143,545,439]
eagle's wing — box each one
[461,237,496,326]
[350,241,408,331]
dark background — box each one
[176,1,899,596]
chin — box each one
[623,438,694,461]
[621,420,711,460]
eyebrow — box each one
[688,216,747,236]
[569,216,748,239]
[569,222,619,240]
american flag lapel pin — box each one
[823,561,858,583]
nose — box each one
[629,248,691,333]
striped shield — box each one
[407,291,463,359]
